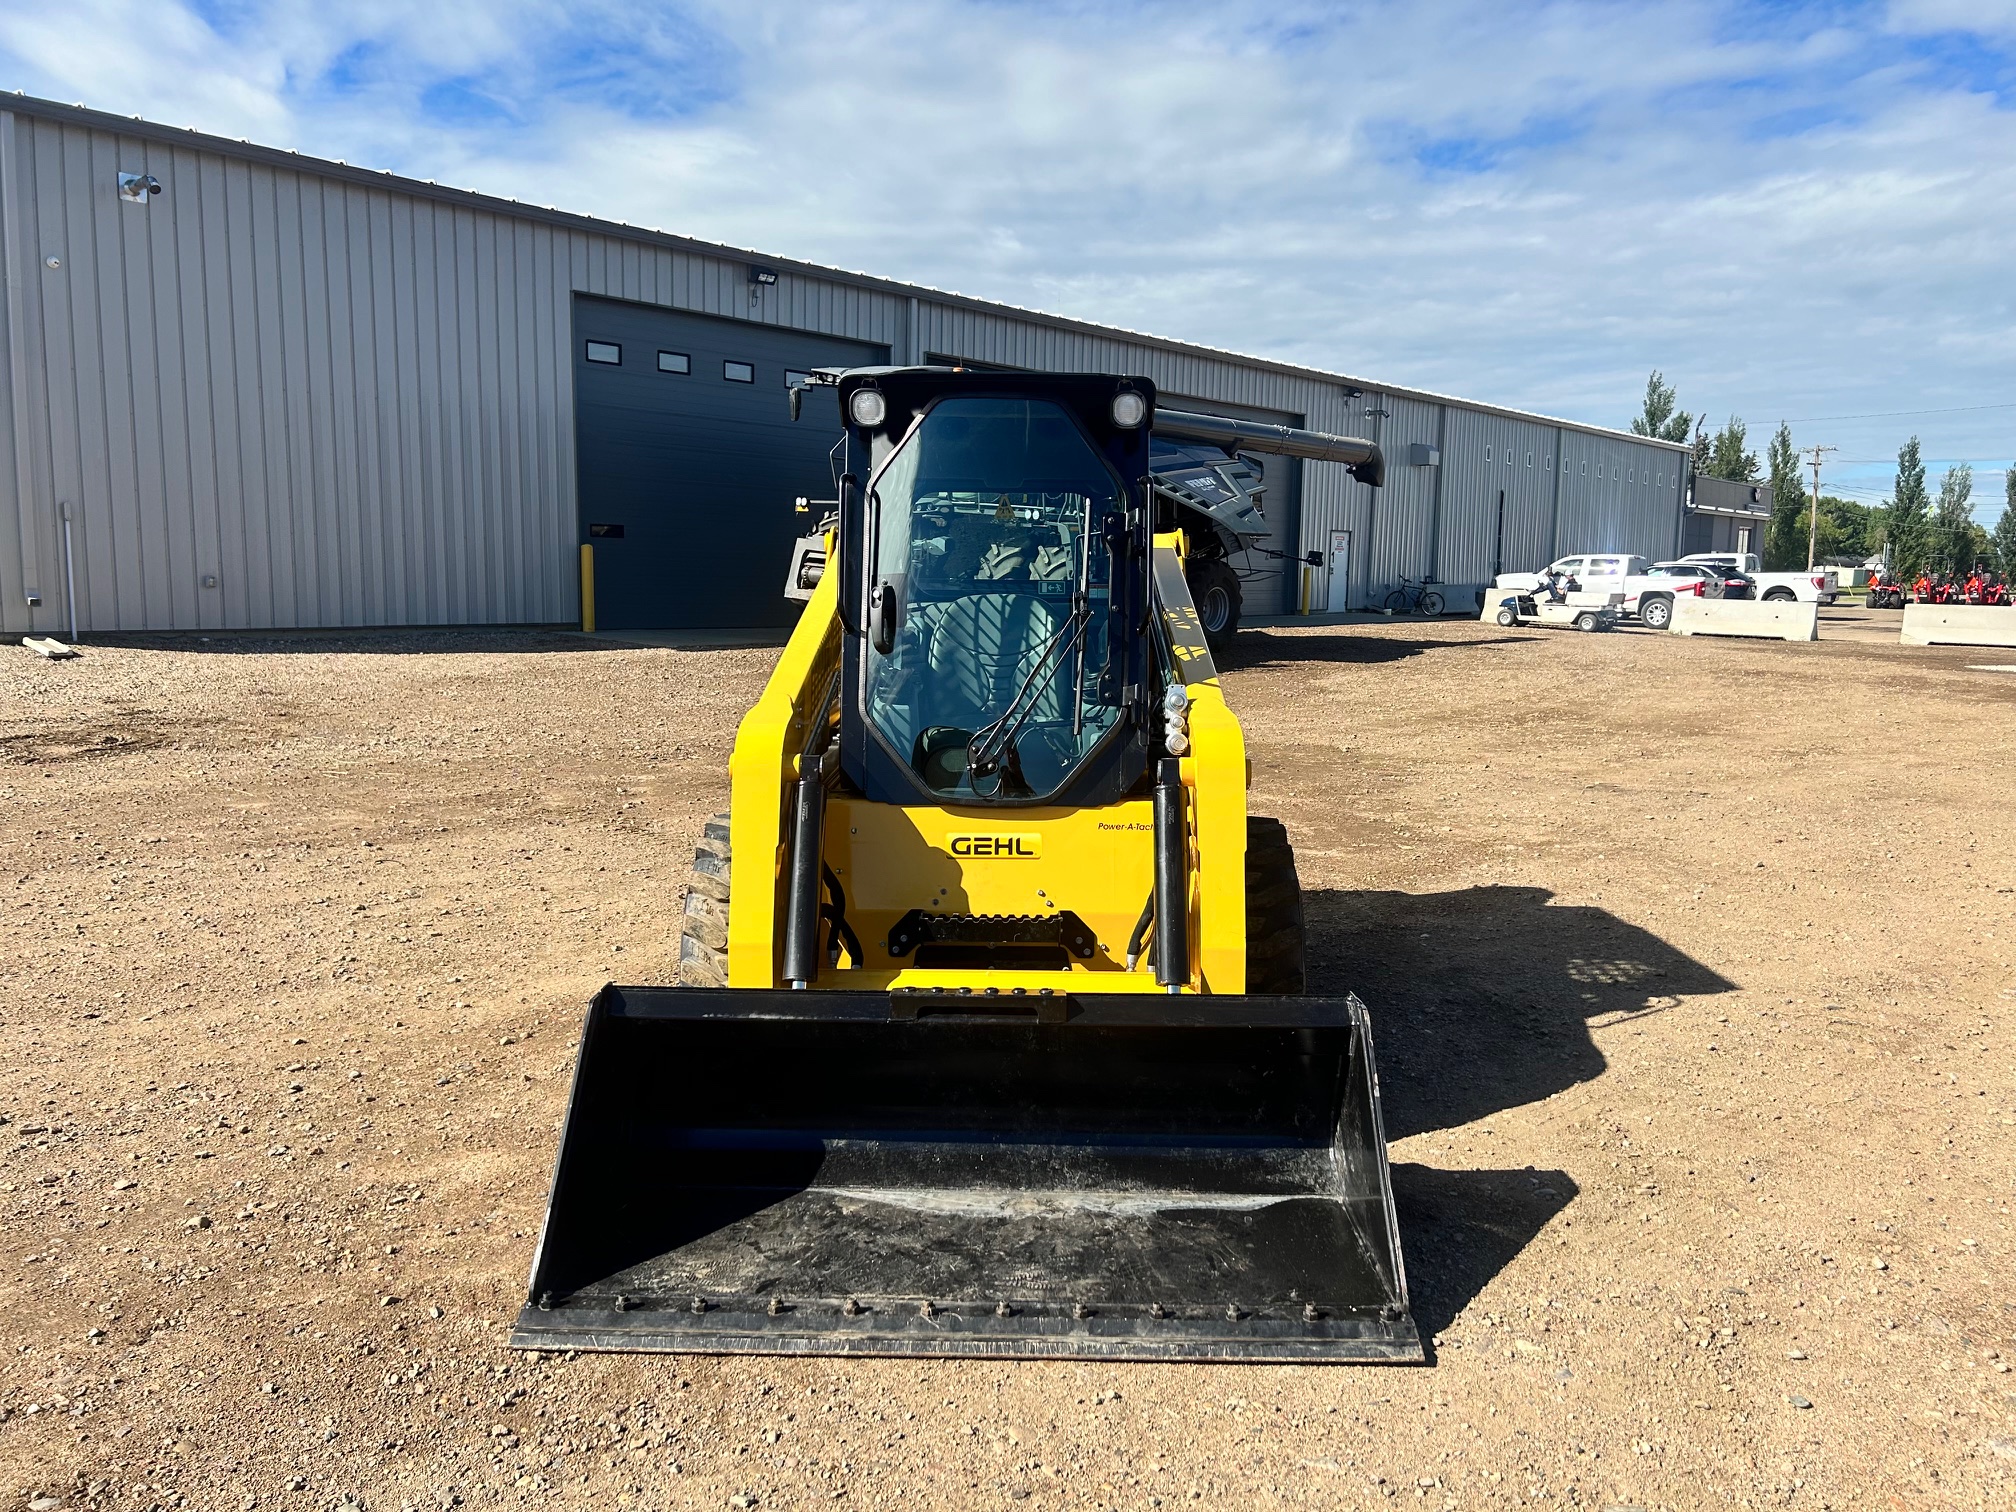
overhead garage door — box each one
[573,297,887,630]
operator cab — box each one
[832,370,1155,808]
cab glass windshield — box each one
[863,397,1124,799]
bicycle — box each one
[1382,576,1445,616]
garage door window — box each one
[585,341,621,365]
[658,351,690,374]
[724,361,755,384]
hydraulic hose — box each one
[1124,889,1155,972]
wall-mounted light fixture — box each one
[118,171,163,204]
[748,266,779,286]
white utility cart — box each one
[1485,589,1624,632]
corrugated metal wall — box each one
[1,97,1688,636]
[1442,408,1560,588]
[1556,430,1686,562]
[0,107,907,634]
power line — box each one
[1783,402,2016,422]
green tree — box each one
[1885,436,1931,578]
[1813,496,1871,561]
[1994,466,2016,576]
[1932,463,1976,573]
[1630,371,1694,443]
[1764,422,1806,569]
[1703,416,1759,481]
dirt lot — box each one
[2,618,2012,1512]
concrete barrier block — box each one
[1670,596,1818,642]
[1900,604,2016,647]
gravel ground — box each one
[1,620,2011,1512]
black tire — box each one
[1495,606,1518,627]
[1382,589,1409,613]
[1245,816,1306,995]
[1187,558,1242,649]
[1762,587,1794,603]
[676,812,732,988]
[1638,594,1673,630]
[1421,590,1445,617]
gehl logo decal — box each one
[947,834,1043,859]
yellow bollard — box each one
[579,543,595,634]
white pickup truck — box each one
[1678,553,1837,605]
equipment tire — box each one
[676,812,733,988]
[1495,606,1518,627]
[1638,594,1673,630]
[1763,587,1794,603]
[1188,558,1242,649]
[1421,590,1445,617]
[1245,816,1306,995]
[1574,611,1599,632]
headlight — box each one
[1111,391,1147,429]
[848,388,888,428]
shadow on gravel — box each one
[88,628,797,656]
[75,629,620,656]
[1306,884,1735,1141]
[1218,631,1538,669]
[1306,884,1728,1334]
[1391,1162,1579,1342]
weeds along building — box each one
[1,95,1692,637]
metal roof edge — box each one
[4,91,1688,454]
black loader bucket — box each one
[512,987,1420,1363]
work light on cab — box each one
[848,387,887,428]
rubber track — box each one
[1244,815,1307,995]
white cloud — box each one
[1887,1,2016,38]
[3,0,2012,487]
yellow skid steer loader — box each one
[515,369,1420,1362]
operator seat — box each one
[924,589,1068,734]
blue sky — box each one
[4,0,2013,520]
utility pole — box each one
[1803,444,1837,570]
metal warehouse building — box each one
[1,95,1691,639]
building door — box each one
[573,297,887,630]
[1325,531,1352,612]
